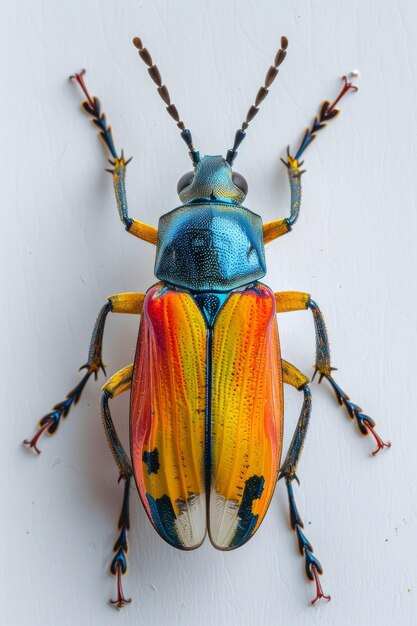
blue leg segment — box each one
[23,302,112,453]
[70,69,119,160]
[322,374,391,456]
[308,300,391,455]
[308,299,331,377]
[276,291,390,455]
[23,371,92,454]
[70,70,133,229]
[284,153,303,229]
[276,77,358,236]
[284,478,330,605]
[278,148,303,231]
[279,383,331,605]
[101,375,133,609]
[100,390,133,479]
[291,76,358,162]
[70,69,158,243]
[109,476,132,610]
[279,385,312,481]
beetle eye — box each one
[177,171,194,194]
[232,171,248,196]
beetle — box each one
[24,35,390,609]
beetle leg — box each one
[275,292,390,455]
[308,299,390,455]
[23,369,93,454]
[264,77,358,245]
[291,76,358,163]
[101,365,134,609]
[70,70,158,245]
[280,361,331,605]
[83,293,144,380]
[23,293,144,453]
[262,160,301,244]
[319,373,391,456]
[284,478,331,606]
[107,474,132,610]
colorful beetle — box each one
[24,35,390,608]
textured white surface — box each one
[2,1,417,624]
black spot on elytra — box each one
[142,448,160,475]
[230,474,265,547]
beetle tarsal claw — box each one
[109,561,131,610]
[362,420,392,456]
[310,563,331,605]
[23,417,55,454]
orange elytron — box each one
[131,283,282,550]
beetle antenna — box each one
[226,36,288,166]
[132,36,200,166]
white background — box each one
[2,1,416,625]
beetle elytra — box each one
[24,35,390,608]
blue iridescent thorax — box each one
[154,200,266,292]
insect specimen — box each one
[24,35,390,608]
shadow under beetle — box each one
[24,35,390,608]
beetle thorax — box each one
[154,202,266,292]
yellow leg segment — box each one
[102,364,133,399]
[282,359,309,390]
[263,218,290,244]
[86,292,145,375]
[127,220,158,245]
[108,292,145,314]
[275,291,310,313]
[275,290,331,377]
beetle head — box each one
[177,155,248,204]
[132,35,288,197]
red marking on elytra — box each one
[327,76,358,115]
